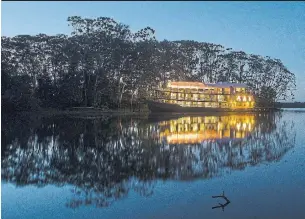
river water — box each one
[2,111,305,219]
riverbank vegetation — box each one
[2,16,296,113]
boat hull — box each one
[146,100,277,113]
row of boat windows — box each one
[157,93,253,103]
[169,93,229,101]
[160,100,253,108]
[160,87,248,94]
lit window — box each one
[243,123,247,130]
[243,96,247,101]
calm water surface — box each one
[2,111,305,219]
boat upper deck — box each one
[156,81,252,95]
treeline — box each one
[1,16,296,112]
[275,102,305,108]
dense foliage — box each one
[1,16,296,112]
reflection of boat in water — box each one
[156,114,255,145]
[146,111,256,124]
[1,112,296,209]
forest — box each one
[1,16,296,112]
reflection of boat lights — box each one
[170,126,175,132]
[166,132,219,144]
[185,124,188,131]
[193,125,198,132]
[159,114,256,144]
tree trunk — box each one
[118,84,126,109]
[93,74,99,107]
[83,71,88,107]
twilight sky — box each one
[2,1,305,101]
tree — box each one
[1,15,296,112]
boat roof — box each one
[166,81,248,89]
[167,81,206,89]
[206,82,248,88]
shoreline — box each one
[3,108,150,119]
[4,107,304,119]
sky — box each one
[2,1,305,101]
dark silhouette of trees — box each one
[1,16,296,112]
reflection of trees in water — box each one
[1,112,295,208]
[67,179,155,208]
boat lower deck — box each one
[146,100,278,113]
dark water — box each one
[2,111,305,219]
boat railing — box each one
[155,88,253,96]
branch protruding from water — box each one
[212,191,231,211]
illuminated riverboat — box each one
[147,81,256,112]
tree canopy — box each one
[1,16,296,111]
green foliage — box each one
[1,16,296,112]
[2,71,40,112]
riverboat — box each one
[146,81,257,112]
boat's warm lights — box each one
[236,123,241,131]
[243,123,247,130]
[158,81,256,109]
[167,81,206,90]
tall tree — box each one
[1,15,296,111]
